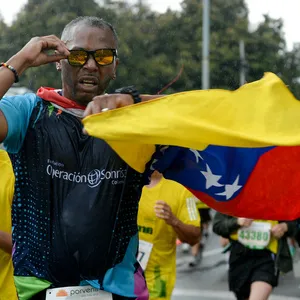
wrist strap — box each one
[1,62,19,83]
[114,85,141,104]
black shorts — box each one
[199,208,211,225]
[229,243,278,300]
[30,289,136,300]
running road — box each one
[173,228,300,300]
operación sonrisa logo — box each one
[46,164,126,188]
[87,169,126,188]
[87,169,102,188]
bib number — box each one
[46,286,112,300]
[138,240,153,270]
[238,221,271,250]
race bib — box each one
[238,221,271,250]
[138,240,153,270]
[46,286,112,300]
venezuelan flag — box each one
[82,73,300,220]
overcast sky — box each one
[1,0,300,49]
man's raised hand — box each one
[8,35,69,75]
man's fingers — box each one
[154,208,170,217]
[32,36,69,60]
[82,128,88,135]
[21,35,70,67]
[154,206,164,211]
[39,37,64,50]
[83,103,94,118]
[46,53,68,63]
[155,212,168,219]
[154,203,164,208]
[155,200,166,205]
[56,46,70,56]
[92,95,118,112]
[154,205,167,211]
[83,94,135,117]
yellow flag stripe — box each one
[82,73,300,172]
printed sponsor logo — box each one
[47,286,111,299]
[69,287,99,296]
[138,225,153,235]
[56,289,68,296]
[46,163,126,188]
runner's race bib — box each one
[46,286,112,300]
[138,240,153,270]
[238,221,271,250]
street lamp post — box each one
[239,40,247,86]
[202,0,210,90]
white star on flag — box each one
[201,164,223,189]
[216,175,242,200]
[189,149,203,163]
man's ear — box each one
[110,58,119,80]
[114,57,119,69]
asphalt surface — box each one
[172,228,300,300]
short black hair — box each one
[61,16,118,45]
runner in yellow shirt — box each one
[0,149,17,300]
[137,171,201,300]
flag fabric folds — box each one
[82,73,300,220]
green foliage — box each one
[246,15,286,83]
[1,0,300,98]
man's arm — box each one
[212,212,240,238]
[0,54,33,143]
[271,220,298,239]
[154,200,201,246]
[0,35,69,143]
[83,93,165,118]
[0,110,8,142]
[0,230,12,254]
[169,219,201,246]
[213,213,254,238]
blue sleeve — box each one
[0,93,41,153]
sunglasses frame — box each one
[67,48,118,66]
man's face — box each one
[58,25,118,106]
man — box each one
[137,171,201,300]
[0,16,161,300]
[213,213,296,300]
[0,149,17,299]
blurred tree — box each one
[1,0,300,98]
[208,0,249,89]
[111,1,177,93]
[279,43,300,99]
[245,15,286,83]
[0,15,9,58]
[143,0,249,91]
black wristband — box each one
[114,85,141,104]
